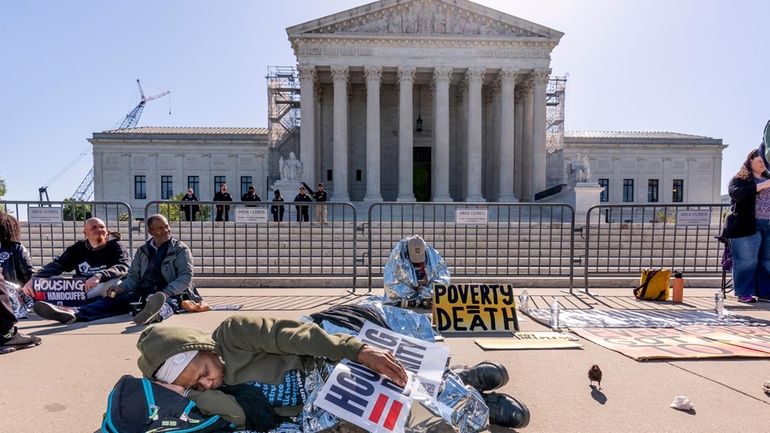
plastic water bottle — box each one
[550,299,560,331]
[714,292,724,319]
[518,289,530,312]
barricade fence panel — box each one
[143,201,357,280]
[583,203,729,291]
[367,202,576,290]
[0,201,134,268]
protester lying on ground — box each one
[33,214,203,326]
[0,211,35,319]
[383,235,450,308]
[135,305,530,432]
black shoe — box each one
[456,361,509,392]
[0,328,41,354]
[33,301,77,324]
[484,392,530,429]
[133,292,167,326]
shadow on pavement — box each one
[590,385,607,405]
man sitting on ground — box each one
[34,214,202,326]
[383,235,450,308]
[25,218,131,324]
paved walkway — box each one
[1,288,769,433]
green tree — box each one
[63,198,92,221]
[0,177,6,198]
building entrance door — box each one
[413,147,431,202]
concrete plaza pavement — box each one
[1,288,769,433]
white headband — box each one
[155,350,198,384]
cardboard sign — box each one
[434,284,518,332]
[475,332,582,350]
[524,308,770,329]
[676,326,770,355]
[28,207,63,224]
[455,209,488,225]
[571,327,770,361]
[676,209,711,226]
[32,276,89,307]
[315,359,412,433]
[235,207,268,223]
[358,322,448,397]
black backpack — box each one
[102,375,235,433]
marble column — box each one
[514,86,525,198]
[531,69,550,198]
[498,68,518,202]
[397,66,416,202]
[465,66,485,202]
[363,66,383,202]
[432,66,452,201]
[521,80,534,201]
[298,64,316,184]
[330,65,350,202]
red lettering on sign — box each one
[383,399,404,431]
[368,394,388,424]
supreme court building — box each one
[92,0,724,210]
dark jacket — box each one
[302,183,327,202]
[35,235,130,282]
[0,242,34,285]
[241,191,261,203]
[214,191,233,210]
[120,238,195,299]
[270,195,284,215]
[180,193,200,213]
[722,175,769,239]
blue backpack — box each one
[102,375,235,433]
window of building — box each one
[327,170,333,181]
[598,178,609,202]
[240,176,253,196]
[647,179,659,203]
[187,176,199,197]
[134,175,146,200]
[161,176,173,200]
[356,169,362,182]
[623,179,634,202]
[672,179,684,202]
[214,176,227,194]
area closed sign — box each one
[434,283,519,332]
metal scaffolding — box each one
[545,76,567,188]
[266,66,301,182]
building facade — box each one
[90,127,269,212]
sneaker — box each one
[133,292,168,326]
[737,295,757,304]
[0,327,41,354]
[454,361,510,392]
[484,392,530,429]
[756,296,770,303]
[33,301,77,324]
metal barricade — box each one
[583,203,729,292]
[367,202,576,291]
[143,201,358,285]
[0,201,134,267]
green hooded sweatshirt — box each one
[136,314,365,427]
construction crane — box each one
[39,80,170,201]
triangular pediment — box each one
[287,0,563,40]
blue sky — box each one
[1,0,768,201]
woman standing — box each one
[722,148,770,303]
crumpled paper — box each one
[670,395,694,411]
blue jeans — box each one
[729,219,770,297]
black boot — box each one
[455,361,509,392]
[484,392,530,428]
[0,327,41,354]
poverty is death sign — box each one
[32,276,89,307]
[315,322,449,433]
[434,283,519,332]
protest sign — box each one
[32,276,89,307]
[235,207,268,223]
[315,359,412,433]
[475,331,582,350]
[434,283,518,332]
[524,308,770,329]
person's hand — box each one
[357,345,408,387]
[22,280,35,297]
[84,276,101,291]
[759,179,770,192]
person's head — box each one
[146,214,172,246]
[274,189,281,197]
[407,235,427,264]
[248,185,255,193]
[220,183,228,192]
[0,212,21,246]
[299,186,306,194]
[186,188,194,196]
[83,218,109,248]
[137,325,225,391]
[318,183,324,190]
[738,148,769,179]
